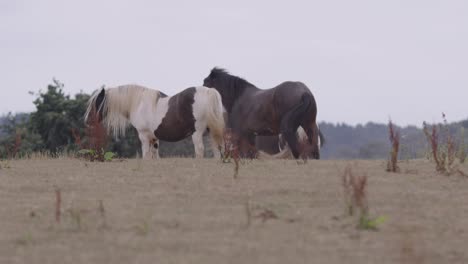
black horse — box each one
[203,68,321,159]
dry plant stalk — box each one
[387,120,401,173]
[222,129,241,178]
[342,165,368,217]
[423,123,444,172]
[244,199,252,228]
[98,200,107,229]
[457,128,467,164]
[86,110,108,150]
[83,109,109,161]
[423,114,459,175]
[98,200,105,217]
[55,187,61,223]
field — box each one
[1,158,468,264]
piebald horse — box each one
[85,84,225,159]
[203,68,320,159]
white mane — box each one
[85,84,162,137]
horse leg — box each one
[192,131,205,158]
[191,131,204,158]
[139,135,150,159]
[150,138,160,159]
[208,124,223,159]
[210,134,221,159]
[139,132,156,159]
[239,133,257,158]
[192,120,208,158]
[280,117,301,159]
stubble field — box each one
[1,158,468,264]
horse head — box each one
[95,88,106,122]
[203,67,255,113]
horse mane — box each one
[209,67,256,89]
[85,84,162,136]
[208,67,256,111]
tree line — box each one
[1,80,467,159]
[0,80,200,159]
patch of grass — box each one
[342,165,386,230]
[77,148,116,162]
[67,207,83,231]
[134,220,150,236]
[0,160,11,169]
[14,232,34,246]
[359,215,387,231]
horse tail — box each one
[280,93,314,159]
[299,123,324,147]
[204,88,225,148]
[318,125,325,148]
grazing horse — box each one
[84,84,225,159]
[203,68,320,159]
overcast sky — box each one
[1,0,467,126]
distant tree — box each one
[0,112,43,158]
[28,79,90,154]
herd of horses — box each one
[85,68,323,160]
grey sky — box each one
[1,0,467,126]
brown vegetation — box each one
[342,166,368,218]
[423,113,466,175]
[4,132,21,159]
[386,120,400,173]
[221,129,241,178]
[78,110,111,162]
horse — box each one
[84,84,225,159]
[203,68,320,159]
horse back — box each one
[272,81,313,112]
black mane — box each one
[208,67,256,89]
[207,67,257,113]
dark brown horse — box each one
[203,68,321,159]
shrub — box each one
[423,113,459,175]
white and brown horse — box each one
[85,84,225,159]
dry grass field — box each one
[1,158,468,264]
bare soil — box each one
[1,158,468,264]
